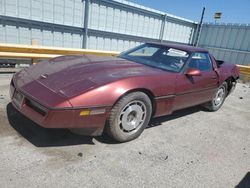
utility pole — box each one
[194,7,205,46]
[82,0,90,49]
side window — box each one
[189,53,213,71]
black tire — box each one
[106,92,152,142]
[203,82,228,111]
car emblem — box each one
[40,74,48,79]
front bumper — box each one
[10,81,110,136]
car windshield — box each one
[119,43,190,72]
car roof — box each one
[147,42,208,53]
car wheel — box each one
[203,82,227,111]
[106,92,152,142]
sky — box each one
[129,0,250,24]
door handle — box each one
[210,76,217,79]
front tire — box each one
[106,92,152,142]
[203,82,227,111]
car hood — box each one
[23,55,162,97]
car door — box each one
[173,52,219,111]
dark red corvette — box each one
[10,43,239,142]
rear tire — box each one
[203,82,227,111]
[106,92,152,142]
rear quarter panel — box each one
[210,55,239,84]
[218,63,239,84]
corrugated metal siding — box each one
[0,0,85,27]
[87,34,141,51]
[88,0,162,38]
[0,0,197,51]
[199,23,250,65]
[0,20,83,48]
[163,20,194,43]
[88,0,195,43]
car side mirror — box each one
[186,68,201,76]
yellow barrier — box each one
[0,42,119,64]
[0,43,119,56]
[0,52,60,59]
[237,65,250,82]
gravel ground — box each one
[0,73,250,188]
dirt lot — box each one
[0,73,250,188]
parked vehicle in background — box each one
[10,43,240,142]
[0,60,16,68]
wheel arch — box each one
[112,88,156,117]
